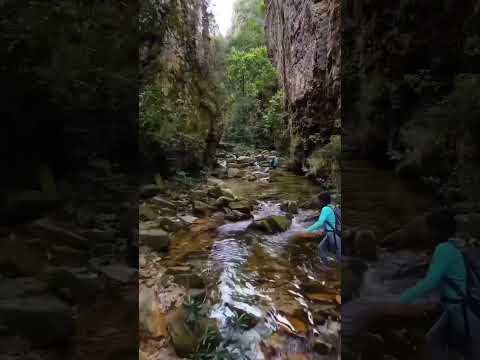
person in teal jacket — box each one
[399,209,480,359]
[305,192,341,258]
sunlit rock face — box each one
[265,0,341,170]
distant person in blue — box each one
[304,192,341,259]
[270,156,279,169]
[399,209,480,360]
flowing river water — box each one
[161,169,341,359]
[149,158,437,360]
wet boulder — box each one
[229,200,253,214]
[221,188,237,200]
[227,168,241,178]
[139,220,162,231]
[280,200,298,214]
[157,216,185,233]
[179,215,198,225]
[192,200,215,217]
[212,163,228,179]
[237,155,253,164]
[139,286,168,338]
[248,215,292,234]
[207,185,223,199]
[139,229,170,252]
[215,196,232,208]
[225,209,252,222]
[190,190,207,201]
[151,196,176,210]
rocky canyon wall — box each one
[265,0,341,172]
[140,0,222,175]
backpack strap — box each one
[463,252,480,289]
[443,277,472,340]
[327,205,341,235]
[324,220,335,232]
[461,252,480,321]
[443,277,466,300]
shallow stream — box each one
[164,169,341,359]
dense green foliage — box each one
[223,0,286,150]
[226,47,277,97]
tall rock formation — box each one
[343,0,480,200]
[265,0,341,171]
[140,0,223,175]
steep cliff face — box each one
[265,0,341,171]
[343,0,480,199]
[139,0,222,175]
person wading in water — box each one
[397,209,480,359]
[299,192,341,259]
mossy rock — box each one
[168,316,197,358]
[168,307,220,358]
[248,215,292,234]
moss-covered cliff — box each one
[265,0,341,179]
[140,0,224,176]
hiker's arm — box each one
[399,245,450,303]
[306,209,328,233]
[296,231,324,240]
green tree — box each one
[222,0,285,149]
[226,47,277,97]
